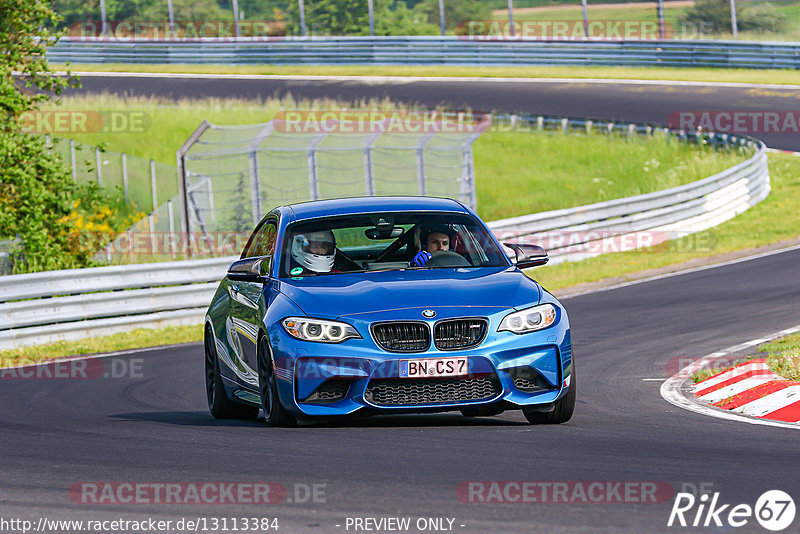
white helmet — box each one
[291,230,336,273]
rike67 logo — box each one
[668,490,795,531]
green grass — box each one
[473,130,745,221]
[691,355,757,383]
[691,330,800,383]
[532,152,800,291]
[493,3,689,27]
[491,1,800,41]
[59,63,800,86]
[0,325,202,367]
[761,332,800,381]
[47,94,747,223]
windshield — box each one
[279,211,508,277]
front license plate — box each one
[399,357,468,378]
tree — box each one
[285,0,436,36]
[412,0,490,33]
[0,0,128,272]
[680,0,786,35]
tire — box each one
[258,337,297,427]
[205,327,259,420]
[523,363,576,425]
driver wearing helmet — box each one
[290,229,337,274]
[409,224,454,267]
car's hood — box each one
[276,267,541,319]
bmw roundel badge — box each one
[422,309,436,318]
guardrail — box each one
[487,114,769,263]
[0,257,235,349]
[48,36,800,69]
[0,115,769,350]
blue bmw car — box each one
[204,196,574,426]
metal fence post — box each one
[167,199,176,258]
[248,151,262,225]
[148,214,156,257]
[122,152,129,202]
[416,133,434,196]
[507,0,515,37]
[176,152,189,257]
[363,147,374,196]
[368,0,375,37]
[298,0,307,36]
[363,131,381,196]
[207,178,216,222]
[70,140,76,181]
[176,120,211,258]
[308,148,319,200]
[459,147,473,209]
[150,159,157,212]
[95,147,102,185]
[438,0,445,36]
[167,0,175,38]
[232,0,241,39]
[45,135,51,155]
[581,0,589,38]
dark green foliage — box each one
[413,0,491,32]
[284,0,437,36]
[0,0,135,272]
[680,0,787,34]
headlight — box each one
[498,304,556,334]
[282,317,361,343]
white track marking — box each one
[692,361,771,392]
[697,374,783,403]
[660,324,800,429]
[736,386,800,418]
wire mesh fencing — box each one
[178,112,491,250]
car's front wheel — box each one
[205,327,259,420]
[522,363,576,425]
[258,337,297,427]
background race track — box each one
[2,76,799,533]
[72,74,800,151]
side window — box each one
[242,222,277,258]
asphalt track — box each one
[1,76,799,533]
[71,74,800,151]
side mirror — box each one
[228,256,271,282]
[504,243,549,269]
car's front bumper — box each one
[267,304,573,417]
